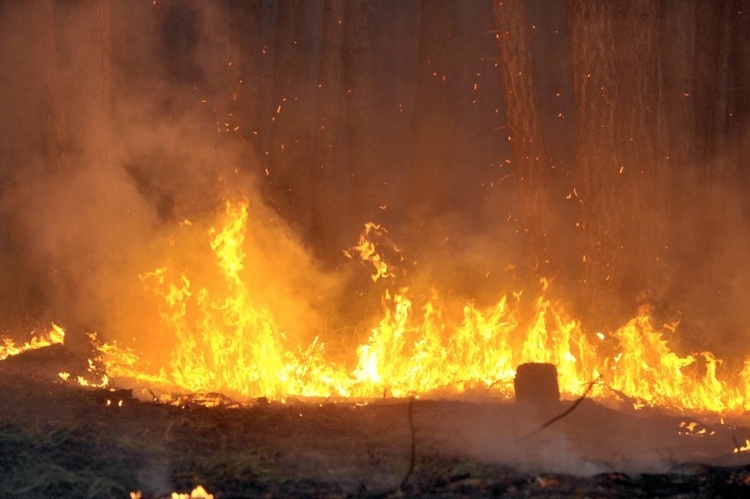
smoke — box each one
[421,400,740,478]
[0,1,342,362]
[657,149,750,362]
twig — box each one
[520,375,602,440]
[399,397,417,491]
[484,378,506,393]
[732,435,741,452]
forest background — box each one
[0,0,749,365]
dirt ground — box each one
[1,347,750,498]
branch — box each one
[399,396,417,491]
[520,375,602,440]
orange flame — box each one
[343,222,394,282]
[0,323,65,361]
[92,200,749,415]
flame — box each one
[0,323,65,361]
[343,222,395,282]
[171,485,214,499]
[136,202,298,398]
[88,200,749,415]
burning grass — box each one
[2,197,750,497]
[4,198,748,417]
[79,199,749,416]
[0,323,64,362]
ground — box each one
[1,346,750,498]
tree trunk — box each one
[693,0,733,220]
[408,0,462,227]
[660,0,697,171]
[693,0,732,164]
[31,0,68,173]
[310,0,349,257]
[267,0,316,227]
[77,0,112,169]
[492,0,553,276]
[566,0,665,326]
[343,0,375,224]
[228,0,264,152]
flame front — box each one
[134,201,335,399]
[95,200,749,415]
[0,323,65,361]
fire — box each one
[131,486,213,499]
[0,323,65,361]
[172,485,214,499]
[82,200,749,415]
[134,201,312,399]
[343,222,395,282]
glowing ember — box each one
[0,323,65,361]
[87,200,748,415]
[172,485,214,499]
[131,487,214,499]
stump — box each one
[514,362,560,404]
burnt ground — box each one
[1,346,750,498]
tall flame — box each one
[94,200,749,415]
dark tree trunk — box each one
[228,0,263,151]
[343,0,375,223]
[57,0,113,353]
[727,0,750,205]
[660,0,697,171]
[492,0,553,276]
[309,0,375,259]
[32,0,68,173]
[693,0,732,165]
[30,0,112,172]
[728,0,750,139]
[408,0,463,227]
[566,0,665,326]
[77,0,112,169]
[310,0,348,257]
[267,0,317,227]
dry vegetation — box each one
[2,350,750,498]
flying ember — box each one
[92,199,749,415]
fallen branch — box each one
[520,375,602,440]
[399,397,417,491]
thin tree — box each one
[267,0,317,227]
[78,0,113,170]
[343,0,375,224]
[32,0,68,173]
[311,0,349,256]
[228,0,264,152]
[407,0,463,227]
[492,0,553,276]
